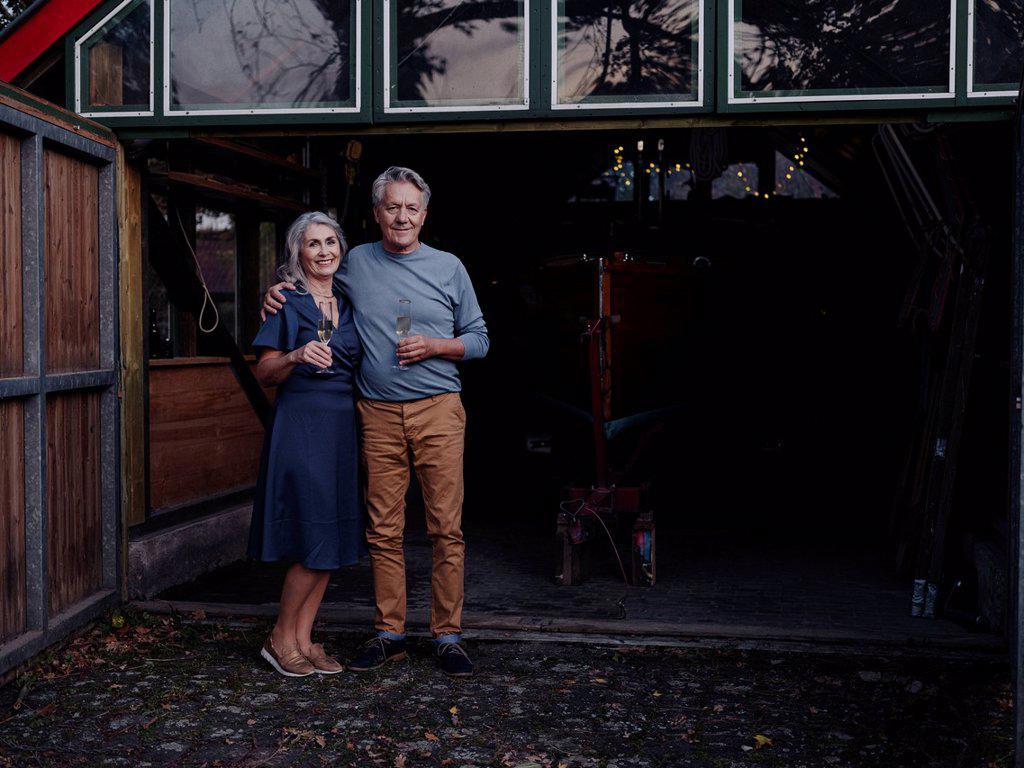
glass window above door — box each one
[383,0,530,112]
[730,0,955,104]
[553,0,703,110]
[165,0,362,115]
[969,0,1024,97]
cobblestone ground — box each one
[0,608,1012,768]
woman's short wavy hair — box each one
[278,211,347,294]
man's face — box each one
[373,181,427,253]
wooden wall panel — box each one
[0,399,26,642]
[46,391,103,617]
[44,151,100,374]
[148,360,267,511]
[0,131,22,378]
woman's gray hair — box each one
[371,166,431,209]
[278,211,347,294]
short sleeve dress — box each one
[247,287,366,570]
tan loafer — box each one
[261,635,315,677]
[306,643,344,675]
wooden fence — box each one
[0,84,120,677]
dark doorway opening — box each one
[157,123,1013,651]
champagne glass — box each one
[316,301,334,374]
[394,298,411,372]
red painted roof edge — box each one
[0,0,105,83]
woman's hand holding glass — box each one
[290,339,333,370]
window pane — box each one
[81,0,151,110]
[556,0,699,105]
[390,0,526,108]
[734,0,951,98]
[169,0,354,112]
[973,0,1024,89]
[195,209,236,353]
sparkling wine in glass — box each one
[394,299,411,371]
[316,301,334,374]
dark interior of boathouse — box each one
[125,123,1013,650]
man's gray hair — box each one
[371,166,431,209]
[278,211,347,294]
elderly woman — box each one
[248,211,363,677]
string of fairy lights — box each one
[602,134,812,199]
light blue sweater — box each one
[333,241,489,401]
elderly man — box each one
[262,167,488,677]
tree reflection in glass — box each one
[169,0,353,110]
[735,0,951,96]
[392,0,526,107]
[557,0,699,104]
[973,0,1024,89]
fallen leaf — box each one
[395,755,407,768]
[425,732,439,742]
[754,734,773,749]
[449,706,459,715]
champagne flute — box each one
[316,301,334,374]
[394,298,411,372]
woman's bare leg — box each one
[296,571,331,656]
[271,563,322,651]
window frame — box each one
[378,0,534,115]
[161,0,365,118]
[966,0,1021,100]
[72,0,156,119]
[723,0,959,111]
[548,0,709,113]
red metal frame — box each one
[0,0,104,83]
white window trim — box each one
[727,0,957,105]
[549,0,704,110]
[382,0,531,114]
[967,0,1018,99]
[162,0,363,116]
[75,0,156,118]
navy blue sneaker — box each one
[436,642,473,677]
[346,636,407,673]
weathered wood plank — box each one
[117,148,146,529]
[46,391,103,618]
[44,150,100,373]
[88,42,124,108]
[0,131,22,379]
[0,399,26,643]
[147,361,267,511]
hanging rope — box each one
[174,208,220,334]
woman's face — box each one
[299,222,342,280]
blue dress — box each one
[247,287,365,570]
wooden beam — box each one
[116,145,146,540]
[194,137,320,179]
[161,170,306,213]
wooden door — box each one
[0,83,119,677]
